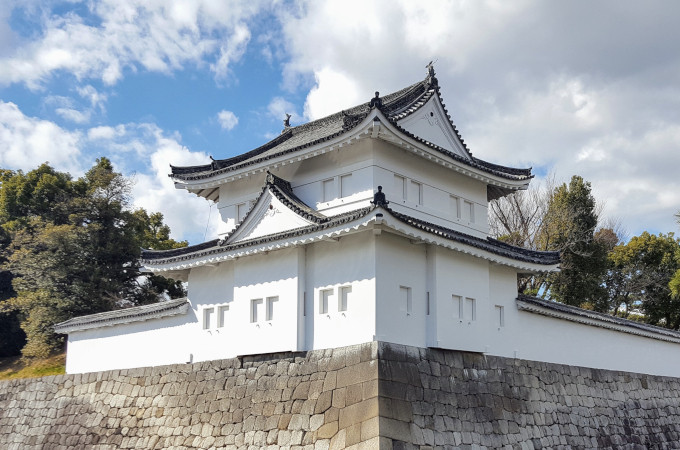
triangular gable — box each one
[225,190,316,244]
[395,94,471,160]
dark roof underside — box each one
[170,72,531,183]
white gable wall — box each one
[396,95,470,159]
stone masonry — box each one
[1,342,680,449]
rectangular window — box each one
[400,286,412,315]
[339,286,351,312]
[340,174,352,198]
[266,296,278,321]
[450,195,461,219]
[323,179,335,202]
[465,297,476,321]
[217,305,229,328]
[495,305,505,328]
[236,202,248,222]
[465,200,475,223]
[319,289,332,314]
[250,299,263,323]
[426,292,430,315]
[409,180,423,205]
[303,292,307,316]
[203,307,214,330]
[452,295,462,319]
[394,174,407,200]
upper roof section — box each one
[170,66,532,191]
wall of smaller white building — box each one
[65,314,195,374]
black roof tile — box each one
[170,70,530,182]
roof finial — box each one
[283,113,291,128]
[426,60,438,86]
[369,91,382,109]
[371,186,389,207]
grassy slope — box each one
[0,352,65,380]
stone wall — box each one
[2,342,680,449]
[378,343,680,449]
[0,344,381,450]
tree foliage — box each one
[607,232,680,328]
[491,175,680,328]
[0,159,186,358]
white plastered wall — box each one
[305,232,377,350]
[64,313,195,374]
[375,232,428,347]
[372,140,489,238]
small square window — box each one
[322,179,335,202]
[465,297,476,321]
[400,286,412,315]
[394,175,407,201]
[452,295,462,319]
[464,200,475,223]
[250,299,263,323]
[409,180,423,205]
[339,286,351,312]
[340,174,352,198]
[450,195,461,219]
[203,307,214,330]
[495,305,505,328]
[266,296,278,321]
[319,289,332,314]
[217,305,229,328]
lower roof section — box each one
[141,206,559,274]
[54,298,190,334]
[517,295,680,344]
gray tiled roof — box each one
[141,205,559,267]
[54,298,189,334]
[170,71,531,182]
[517,295,680,342]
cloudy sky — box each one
[0,0,678,244]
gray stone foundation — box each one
[1,342,680,449]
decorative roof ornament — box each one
[426,60,438,87]
[282,113,292,133]
[369,91,383,109]
[371,186,389,207]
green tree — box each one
[0,159,186,358]
[608,232,680,329]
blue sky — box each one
[0,1,679,244]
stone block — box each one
[318,420,339,439]
[339,398,379,429]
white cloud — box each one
[0,0,267,88]
[129,130,219,242]
[0,101,83,174]
[56,107,90,124]
[77,85,107,110]
[0,101,215,242]
[276,0,680,235]
[217,110,239,131]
